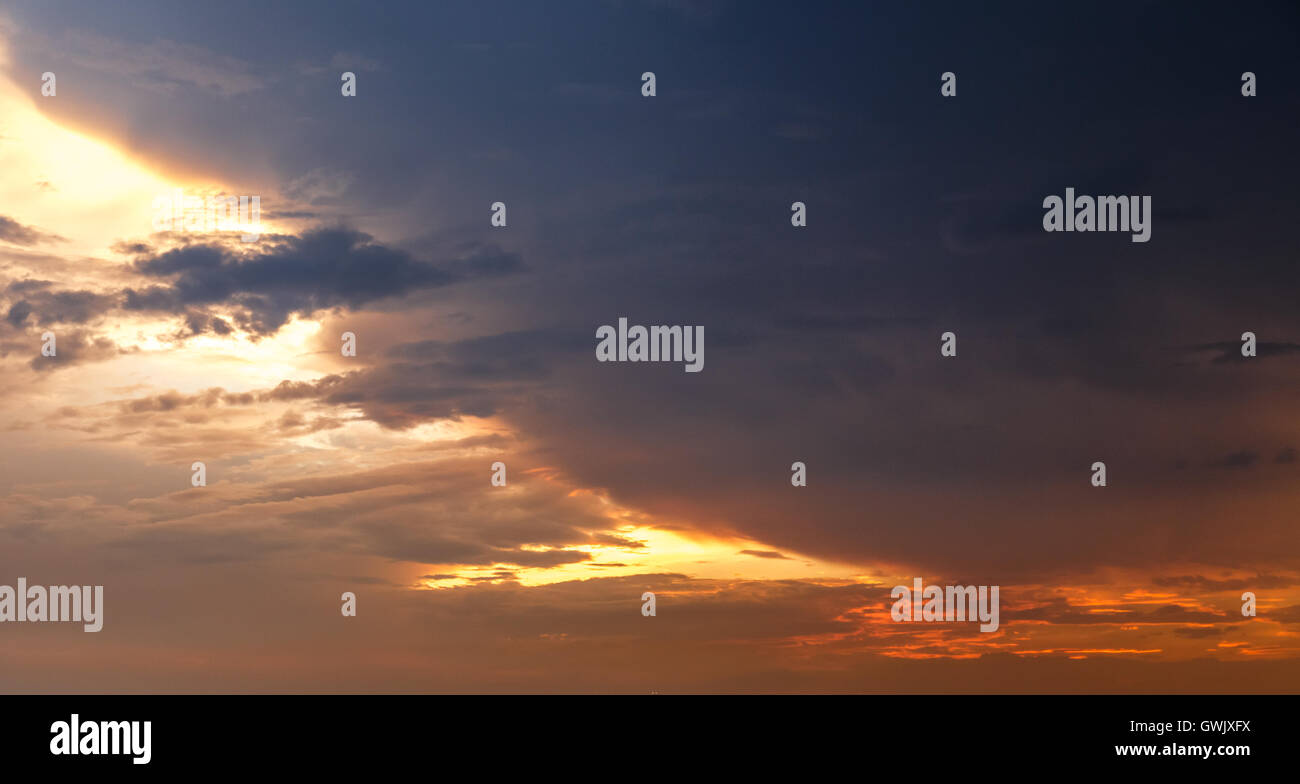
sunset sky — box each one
[1,1,1299,693]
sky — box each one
[1,0,1299,693]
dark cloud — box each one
[1173,626,1230,639]
[739,549,790,560]
[0,216,63,246]
[122,228,524,334]
[1154,575,1300,592]
[269,330,588,428]
[1005,599,1233,626]
[1186,340,1300,364]
[25,329,125,372]
[3,227,526,338]
[1207,451,1259,469]
[4,286,118,327]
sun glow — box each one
[0,73,279,259]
